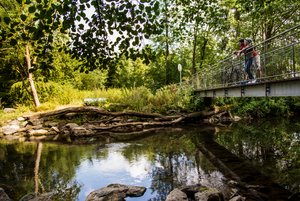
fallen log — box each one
[23,106,231,138]
[27,107,165,121]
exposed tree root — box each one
[25,106,231,137]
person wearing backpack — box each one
[234,38,256,83]
[252,48,262,79]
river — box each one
[0,117,299,200]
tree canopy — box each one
[0,0,299,107]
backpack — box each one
[245,38,252,44]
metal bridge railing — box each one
[190,24,300,90]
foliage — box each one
[150,84,194,113]
[120,87,153,112]
[5,82,201,117]
[1,0,300,113]
[60,0,162,71]
[0,0,163,68]
[112,57,150,88]
[144,51,167,90]
[0,105,31,126]
[214,97,292,118]
[80,85,198,114]
[74,69,108,90]
[0,0,60,70]
[9,81,92,107]
[0,0,163,106]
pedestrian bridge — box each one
[190,25,300,97]
[194,77,300,97]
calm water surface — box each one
[0,118,299,200]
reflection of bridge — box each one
[197,132,294,200]
[191,25,300,97]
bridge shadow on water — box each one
[195,130,297,201]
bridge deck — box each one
[194,77,300,97]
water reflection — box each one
[0,118,299,200]
[75,143,153,200]
[0,132,224,201]
[215,117,300,194]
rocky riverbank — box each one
[0,106,238,143]
[1,183,247,201]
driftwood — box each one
[29,107,218,121]
[25,106,229,137]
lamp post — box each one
[178,64,182,86]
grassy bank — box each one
[2,84,300,126]
[0,85,201,126]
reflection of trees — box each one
[0,141,99,200]
[149,153,173,201]
[34,143,43,194]
[36,143,105,200]
[2,118,298,200]
[32,143,82,200]
[0,141,36,199]
[122,131,224,201]
[216,118,300,193]
[194,150,224,189]
[121,133,196,201]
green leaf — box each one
[78,24,84,30]
[21,14,27,21]
[139,4,144,10]
[9,28,16,33]
[28,6,36,13]
[154,2,159,11]
[79,12,86,18]
[4,17,11,24]
[10,39,17,46]
[21,33,28,40]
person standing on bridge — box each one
[234,38,256,83]
[252,48,262,79]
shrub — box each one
[149,84,196,113]
[120,87,153,112]
[230,97,290,117]
[74,69,108,90]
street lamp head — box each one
[178,64,182,72]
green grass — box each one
[0,105,32,126]
[1,85,198,125]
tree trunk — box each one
[25,43,40,107]
[199,37,208,70]
[34,143,43,194]
[192,26,197,76]
[165,0,170,85]
[234,8,241,38]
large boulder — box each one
[28,129,49,136]
[166,188,188,201]
[2,124,20,135]
[65,123,94,137]
[195,188,224,201]
[1,118,28,136]
[85,184,146,201]
[3,108,16,113]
